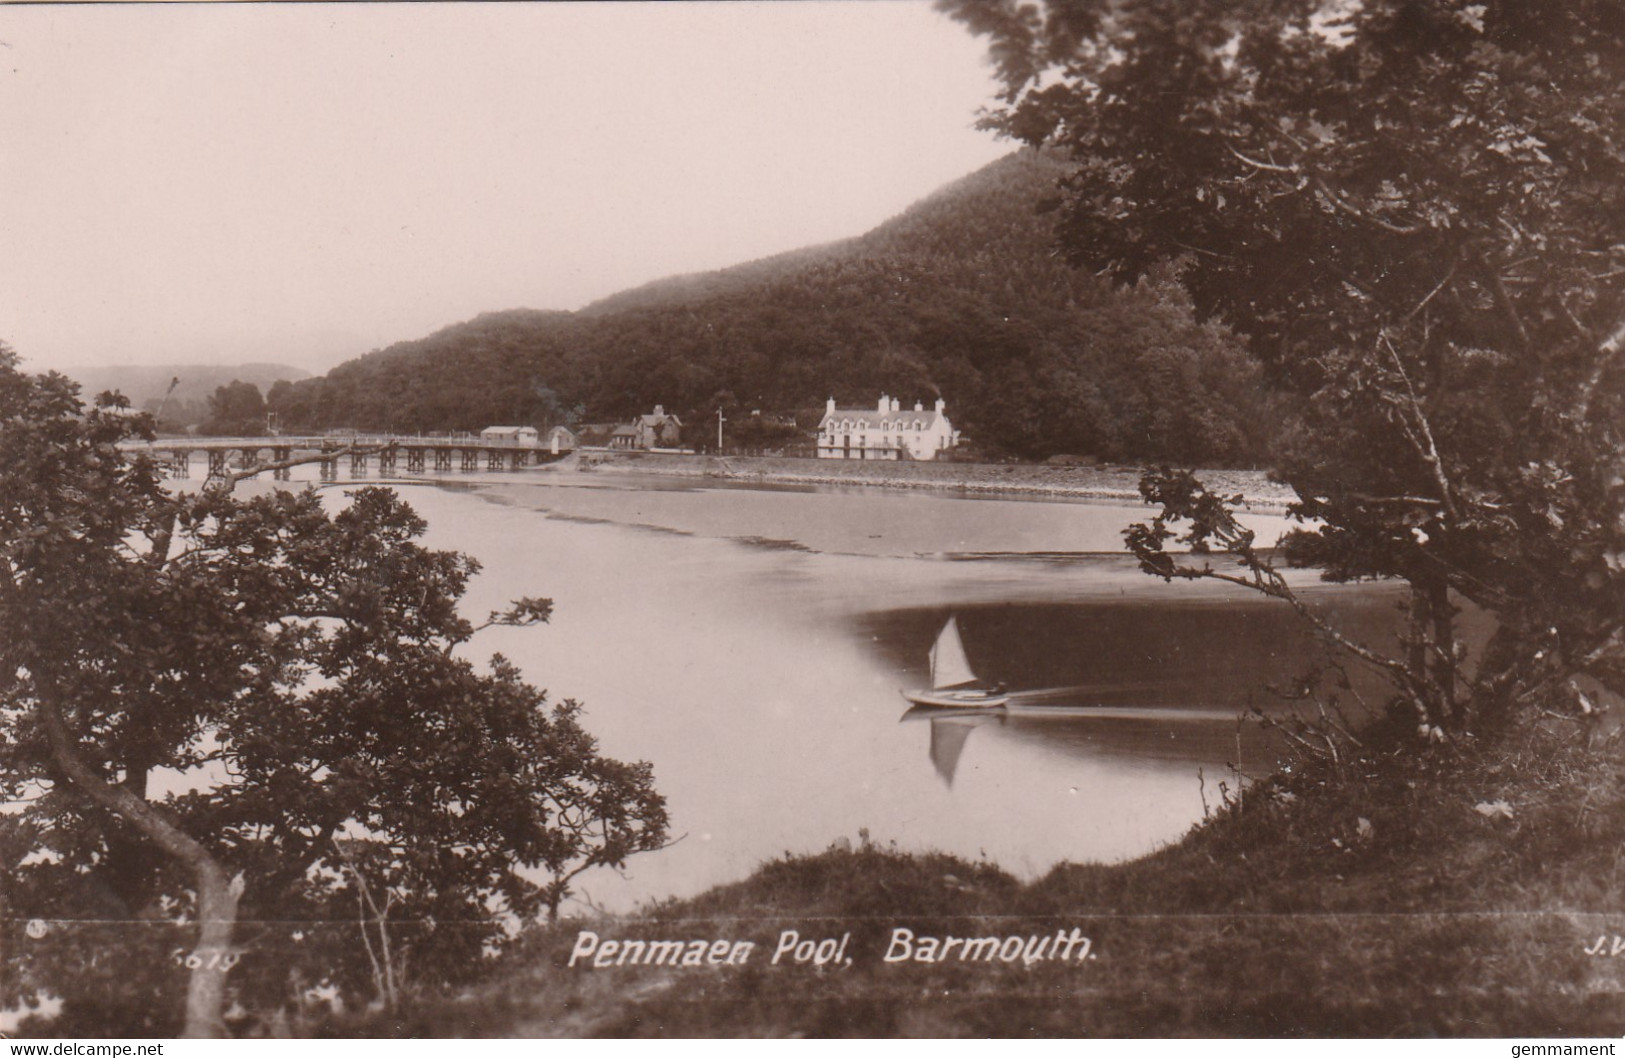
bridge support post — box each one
[510,450,526,470]
[274,447,291,481]
[462,449,479,472]
[487,449,504,471]
[406,448,425,472]
[378,448,397,474]
[320,444,339,481]
[434,448,452,472]
[169,450,191,478]
[205,450,230,490]
[350,451,368,476]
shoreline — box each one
[565,450,1297,512]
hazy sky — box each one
[0,2,1011,374]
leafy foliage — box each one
[945,0,1625,734]
[0,349,667,1035]
[201,379,269,436]
[265,151,1272,466]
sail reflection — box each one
[919,710,990,785]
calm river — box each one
[296,463,1400,914]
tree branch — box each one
[1576,314,1625,423]
[37,682,242,1037]
[1316,179,1424,236]
[1226,143,1299,174]
[209,442,399,494]
[1380,332,1459,521]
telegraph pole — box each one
[716,407,725,452]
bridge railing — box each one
[121,433,547,451]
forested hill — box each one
[269,149,1272,464]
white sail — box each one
[928,616,978,689]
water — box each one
[273,464,1401,914]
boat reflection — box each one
[901,701,1274,786]
[873,593,1408,785]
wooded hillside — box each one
[268,150,1273,464]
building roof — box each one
[611,424,639,437]
[639,413,682,427]
[820,409,943,430]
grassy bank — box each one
[346,718,1625,1038]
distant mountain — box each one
[270,150,1273,464]
[63,362,311,428]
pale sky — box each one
[0,1,1010,375]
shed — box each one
[480,426,540,446]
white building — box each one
[816,395,959,461]
[479,425,540,446]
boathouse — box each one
[480,425,540,446]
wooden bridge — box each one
[120,434,561,485]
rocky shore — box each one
[570,449,1296,511]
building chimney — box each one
[914,400,923,412]
[827,397,837,415]
[654,405,664,417]
[891,397,900,413]
[878,394,890,413]
[935,398,946,414]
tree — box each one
[944,0,1625,735]
[201,379,268,436]
[0,350,668,1036]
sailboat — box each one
[901,615,1010,709]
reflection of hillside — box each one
[863,592,1408,706]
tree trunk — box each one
[182,861,241,1038]
[41,698,240,1037]
[1405,573,1461,730]
[1407,583,1429,694]
[1406,582,1438,727]
[1427,575,1459,727]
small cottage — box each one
[606,406,684,450]
[635,405,683,449]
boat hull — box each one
[900,688,1010,710]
